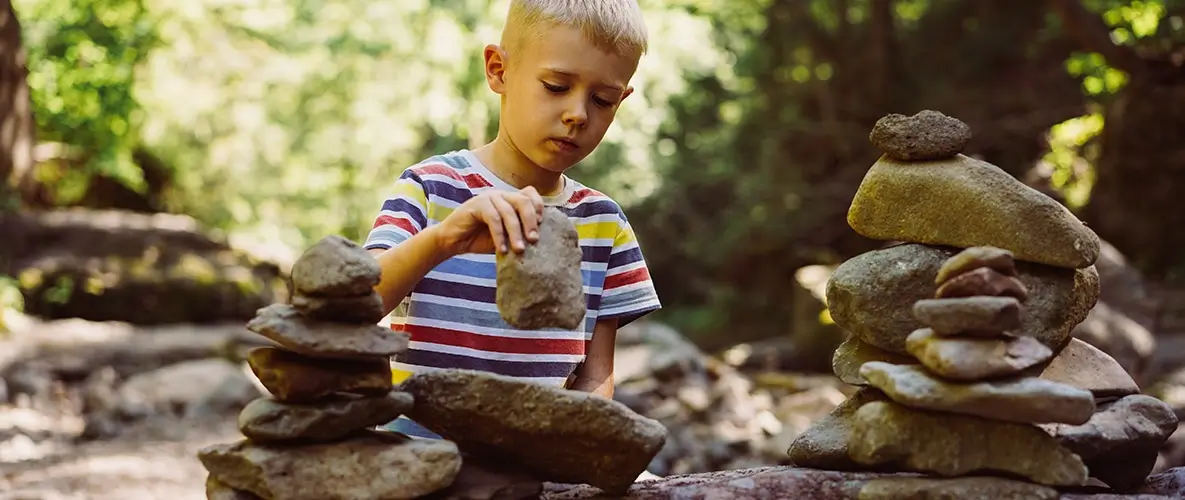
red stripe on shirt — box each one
[404,324,586,355]
[373,214,419,234]
[604,267,650,290]
[414,164,494,189]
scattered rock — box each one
[912,296,1023,336]
[826,243,1099,354]
[289,235,382,297]
[290,291,386,324]
[198,431,462,500]
[246,303,409,360]
[904,328,1052,381]
[1038,338,1141,399]
[846,154,1101,269]
[237,391,413,443]
[246,346,393,403]
[1041,395,1178,491]
[858,476,1059,500]
[868,110,972,161]
[114,358,260,419]
[400,369,668,495]
[831,336,916,386]
[847,400,1089,487]
[495,207,586,330]
[934,246,1018,284]
[934,267,1029,302]
[859,361,1095,425]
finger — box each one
[521,186,545,216]
[479,197,509,254]
[507,194,540,243]
[490,194,525,252]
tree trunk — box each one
[0,0,34,212]
[1085,72,1185,282]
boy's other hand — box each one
[433,187,546,256]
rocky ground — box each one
[2,308,1185,499]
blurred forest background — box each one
[3,0,1185,349]
[8,0,1185,496]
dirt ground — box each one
[0,412,239,499]
[0,312,253,500]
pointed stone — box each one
[847,154,1101,269]
[1038,338,1140,399]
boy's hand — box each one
[432,187,546,256]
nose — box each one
[561,97,588,129]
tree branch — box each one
[1047,0,1144,75]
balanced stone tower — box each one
[196,225,668,498]
[788,110,1179,495]
[197,235,463,499]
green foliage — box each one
[0,275,23,334]
[16,0,159,201]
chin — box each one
[532,152,582,173]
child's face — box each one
[485,23,640,173]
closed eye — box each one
[543,81,567,93]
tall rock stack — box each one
[788,110,1179,495]
[197,236,463,499]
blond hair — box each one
[501,0,648,59]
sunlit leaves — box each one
[1042,113,1104,210]
[16,0,158,200]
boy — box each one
[363,0,661,439]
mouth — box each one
[550,138,580,152]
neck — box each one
[474,134,565,197]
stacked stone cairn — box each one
[198,222,668,498]
[787,110,1179,496]
[197,235,459,499]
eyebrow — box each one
[543,67,625,93]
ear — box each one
[484,44,508,94]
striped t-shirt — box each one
[363,150,661,437]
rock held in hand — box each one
[496,207,586,330]
[246,303,409,360]
[869,110,972,161]
[935,246,1017,284]
[290,235,382,297]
